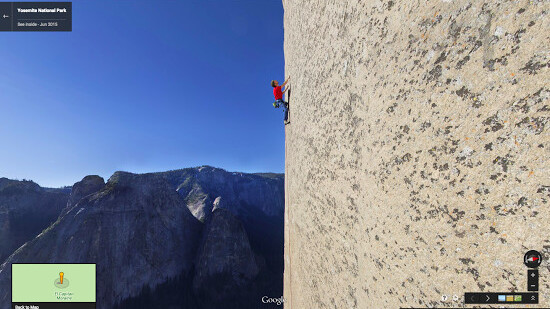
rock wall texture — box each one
[282,0,549,308]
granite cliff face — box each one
[65,175,105,211]
[282,1,549,308]
[0,167,284,308]
[0,178,69,263]
[193,208,260,309]
[172,167,284,222]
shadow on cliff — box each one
[0,167,284,309]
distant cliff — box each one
[0,178,69,263]
[282,1,548,308]
[0,166,284,309]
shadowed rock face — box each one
[66,175,105,210]
[0,178,69,263]
[0,172,203,307]
[0,167,284,309]
[193,208,259,309]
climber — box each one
[271,76,290,125]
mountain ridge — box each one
[0,166,284,308]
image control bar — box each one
[464,292,538,304]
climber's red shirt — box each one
[273,86,283,100]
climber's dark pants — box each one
[275,99,289,122]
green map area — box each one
[12,264,96,302]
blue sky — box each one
[0,0,286,187]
